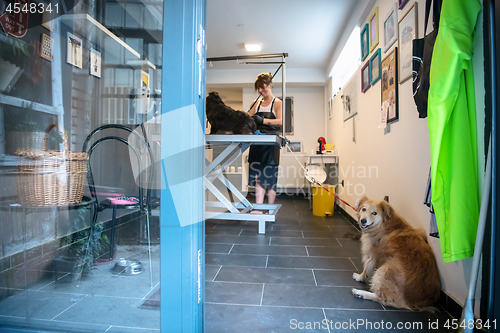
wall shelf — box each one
[60,14,140,59]
[0,94,61,116]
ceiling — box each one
[206,0,361,72]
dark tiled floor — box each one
[0,236,161,332]
[0,196,456,332]
[205,196,456,333]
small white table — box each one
[307,154,338,165]
[205,135,282,234]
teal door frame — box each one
[161,0,206,332]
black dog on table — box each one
[206,91,257,135]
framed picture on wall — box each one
[399,0,410,9]
[361,61,370,93]
[342,73,359,121]
[369,48,382,85]
[40,34,53,61]
[381,47,399,123]
[288,142,302,153]
[90,49,101,78]
[369,7,379,52]
[328,98,333,119]
[67,32,83,68]
[360,23,369,61]
[398,3,418,83]
[383,3,398,52]
[42,11,54,30]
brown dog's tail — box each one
[414,305,439,313]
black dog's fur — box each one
[206,91,256,135]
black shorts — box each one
[248,163,278,191]
[248,144,280,166]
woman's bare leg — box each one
[255,176,265,204]
[267,188,276,204]
[251,177,266,214]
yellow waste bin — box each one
[312,185,335,216]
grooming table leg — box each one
[259,220,265,234]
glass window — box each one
[106,3,124,28]
[0,0,163,330]
[329,27,361,95]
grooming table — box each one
[205,134,282,234]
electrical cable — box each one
[247,64,283,112]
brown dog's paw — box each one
[352,272,364,282]
[352,288,363,298]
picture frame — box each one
[42,11,54,31]
[361,61,370,93]
[360,23,369,61]
[135,70,150,114]
[90,49,101,78]
[368,7,379,52]
[398,3,418,83]
[67,32,83,68]
[381,47,399,123]
[288,142,302,153]
[328,98,332,119]
[141,70,149,89]
[40,33,53,61]
[369,48,382,85]
[383,3,398,52]
[342,72,359,122]
[399,0,410,9]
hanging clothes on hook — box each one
[427,0,481,262]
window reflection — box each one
[0,0,163,330]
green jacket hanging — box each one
[427,0,481,262]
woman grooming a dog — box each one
[248,73,283,209]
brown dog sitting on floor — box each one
[351,196,441,311]
[206,91,257,135]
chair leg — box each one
[109,206,117,260]
[146,209,153,288]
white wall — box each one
[326,0,485,314]
[207,68,326,87]
[206,87,243,111]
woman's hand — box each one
[252,115,264,125]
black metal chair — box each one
[82,124,155,261]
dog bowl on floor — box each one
[112,258,143,275]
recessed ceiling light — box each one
[245,44,261,52]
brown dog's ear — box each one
[355,196,368,211]
[380,201,394,219]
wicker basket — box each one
[15,124,88,206]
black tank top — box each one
[255,97,277,134]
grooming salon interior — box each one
[0,0,499,332]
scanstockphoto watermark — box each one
[290,318,426,330]
[251,162,379,197]
[268,161,379,181]
[0,0,82,32]
[290,318,498,331]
